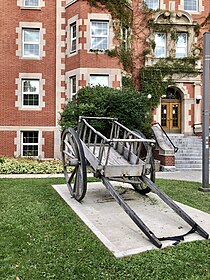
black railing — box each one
[152,122,179,153]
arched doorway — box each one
[161,87,182,133]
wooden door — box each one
[161,100,181,133]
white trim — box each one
[16,22,46,59]
[15,73,45,110]
[66,15,79,56]
[86,13,114,51]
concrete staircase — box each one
[166,134,203,170]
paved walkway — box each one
[0,171,208,183]
[156,170,205,183]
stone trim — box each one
[55,0,66,158]
[17,0,45,8]
[178,0,204,14]
[85,13,115,51]
[65,68,122,94]
[15,73,45,110]
[66,15,79,57]
[16,22,46,59]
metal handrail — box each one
[152,122,179,153]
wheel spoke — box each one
[68,166,77,185]
[64,139,75,158]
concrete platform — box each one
[52,182,210,258]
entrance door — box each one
[161,100,181,133]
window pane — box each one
[23,131,38,143]
[91,37,108,50]
[24,0,39,6]
[22,131,39,156]
[91,21,108,49]
[24,44,39,56]
[23,80,39,92]
[90,75,109,87]
[22,80,39,106]
[23,94,39,106]
[144,0,160,9]
[24,29,39,43]
[176,33,187,58]
[23,145,38,156]
[70,23,76,52]
[184,0,197,11]
[155,33,166,58]
[23,29,40,57]
[70,76,76,96]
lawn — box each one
[0,177,210,280]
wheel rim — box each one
[61,128,87,201]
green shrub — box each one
[59,86,153,137]
[0,157,63,174]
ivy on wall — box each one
[87,1,207,113]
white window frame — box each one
[144,0,160,9]
[90,21,109,50]
[69,76,77,99]
[22,28,40,58]
[21,131,39,157]
[22,79,40,107]
[176,33,188,58]
[90,75,109,87]
[23,0,40,7]
[70,22,77,53]
[183,0,198,11]
[154,32,166,58]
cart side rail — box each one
[77,117,155,171]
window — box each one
[121,27,130,51]
[70,23,76,53]
[90,21,108,50]
[184,0,198,11]
[176,33,188,58]
[23,28,40,57]
[24,0,39,6]
[90,75,109,87]
[22,79,39,106]
[70,76,76,98]
[22,131,39,157]
[154,33,166,58]
[144,0,160,9]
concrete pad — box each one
[52,182,210,258]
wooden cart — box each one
[61,116,209,248]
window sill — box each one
[20,106,42,111]
[20,6,42,10]
[21,56,42,60]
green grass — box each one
[0,177,210,280]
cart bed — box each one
[83,143,145,177]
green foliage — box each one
[140,58,199,108]
[0,157,63,174]
[88,0,131,27]
[59,86,153,136]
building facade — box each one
[0,0,209,159]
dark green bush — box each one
[59,86,153,137]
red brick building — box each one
[0,0,209,159]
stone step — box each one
[175,164,202,169]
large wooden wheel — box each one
[131,130,155,194]
[61,128,87,201]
